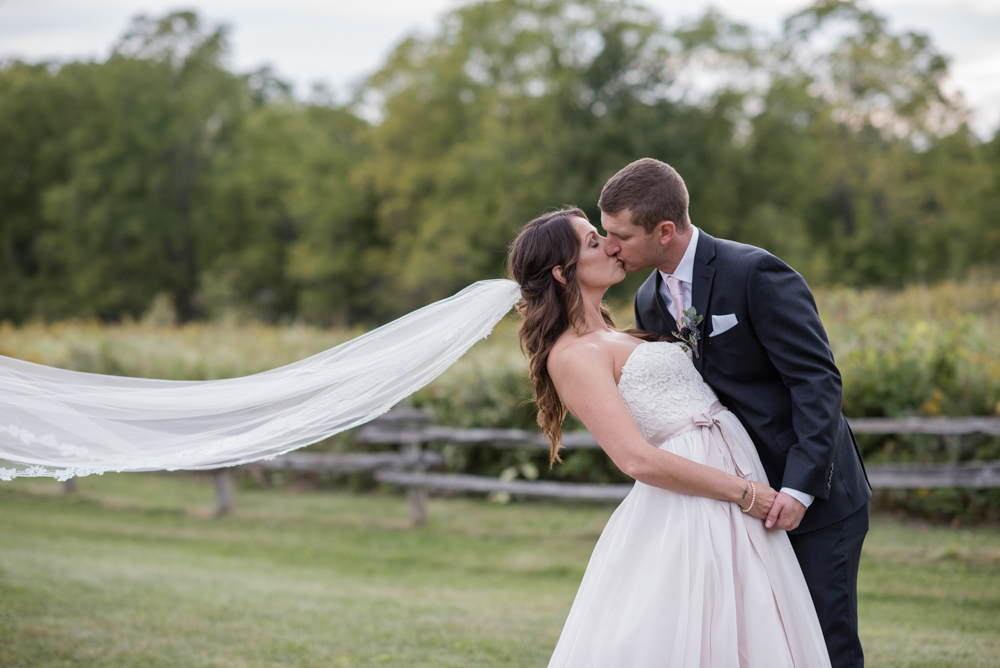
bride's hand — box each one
[741,481,777,521]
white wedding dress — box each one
[547,341,832,668]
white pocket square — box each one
[710,314,738,337]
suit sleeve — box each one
[747,253,841,500]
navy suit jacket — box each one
[634,231,870,534]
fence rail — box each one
[357,416,1000,451]
[361,412,1000,524]
[375,471,634,501]
[358,426,600,449]
[207,411,1000,520]
[249,451,443,474]
[865,461,1000,488]
[847,417,1000,436]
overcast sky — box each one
[2,0,998,136]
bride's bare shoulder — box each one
[547,332,639,380]
[547,333,605,371]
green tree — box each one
[1,1,996,326]
[355,0,695,314]
[683,0,991,286]
[200,102,376,324]
[34,12,246,322]
[0,62,76,322]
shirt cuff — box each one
[779,487,815,509]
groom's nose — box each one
[605,237,620,256]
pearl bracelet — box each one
[740,480,756,514]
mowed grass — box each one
[0,474,597,668]
[2,475,999,667]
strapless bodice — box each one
[617,341,719,441]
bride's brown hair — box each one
[508,207,657,466]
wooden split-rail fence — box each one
[196,406,1000,521]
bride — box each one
[507,207,831,667]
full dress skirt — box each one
[547,342,831,668]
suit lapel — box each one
[691,231,717,373]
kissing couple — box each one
[510,158,871,667]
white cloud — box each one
[949,45,1000,134]
[879,0,1000,14]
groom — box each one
[598,158,871,668]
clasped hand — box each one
[740,481,775,521]
[740,484,806,531]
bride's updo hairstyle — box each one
[508,207,618,466]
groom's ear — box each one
[552,266,567,285]
[656,221,677,246]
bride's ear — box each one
[552,266,567,285]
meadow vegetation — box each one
[3,279,998,521]
[1,473,998,667]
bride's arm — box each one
[549,343,775,519]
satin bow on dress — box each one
[650,400,753,478]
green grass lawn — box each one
[1,474,999,668]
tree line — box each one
[1,0,998,326]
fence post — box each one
[943,434,962,462]
[372,404,433,526]
[403,440,428,526]
[215,470,234,516]
[62,477,77,494]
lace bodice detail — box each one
[617,342,719,441]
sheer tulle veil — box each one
[0,279,521,481]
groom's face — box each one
[600,209,661,273]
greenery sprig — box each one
[672,307,704,358]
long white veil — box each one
[0,279,522,481]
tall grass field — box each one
[3,280,998,418]
[3,279,997,519]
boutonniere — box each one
[673,307,704,358]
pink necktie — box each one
[665,276,685,323]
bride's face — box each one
[569,216,626,289]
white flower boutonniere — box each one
[672,307,704,358]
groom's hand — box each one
[765,492,806,531]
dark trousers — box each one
[788,502,869,668]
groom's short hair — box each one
[598,158,690,234]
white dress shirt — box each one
[658,226,814,510]
[657,226,699,321]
